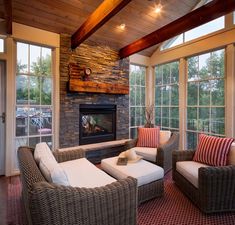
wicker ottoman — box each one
[101,156,164,204]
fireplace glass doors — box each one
[79,104,116,145]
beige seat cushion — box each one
[101,156,163,187]
[176,161,209,188]
[132,147,157,162]
[60,158,116,188]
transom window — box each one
[186,49,225,149]
[161,16,224,51]
[15,42,53,154]
[161,0,224,51]
[155,61,179,131]
[129,64,146,138]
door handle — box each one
[0,112,5,123]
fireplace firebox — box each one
[79,104,116,145]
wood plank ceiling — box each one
[1,0,198,56]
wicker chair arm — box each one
[53,148,85,163]
[30,177,137,225]
[124,139,138,150]
[198,165,235,212]
[157,132,179,169]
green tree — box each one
[16,60,27,73]
[187,50,225,148]
[16,54,52,105]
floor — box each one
[0,175,8,225]
[1,173,235,225]
[0,175,20,225]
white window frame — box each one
[15,42,54,154]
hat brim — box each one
[128,155,143,163]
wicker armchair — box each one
[18,146,138,225]
[172,150,235,213]
[125,132,179,173]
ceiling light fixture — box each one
[155,4,162,13]
[119,23,126,30]
[154,0,163,14]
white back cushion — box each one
[39,157,69,186]
[159,131,171,145]
[34,142,57,164]
[228,142,235,165]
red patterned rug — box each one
[138,172,235,225]
[7,173,235,225]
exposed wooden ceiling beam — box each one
[71,0,132,49]
[3,0,12,34]
[119,0,235,58]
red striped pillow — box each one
[136,127,160,148]
[193,134,234,166]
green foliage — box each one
[187,50,225,147]
[129,65,146,129]
[16,53,52,105]
[31,54,51,76]
[155,61,179,129]
[17,61,27,73]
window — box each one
[161,0,224,51]
[129,64,146,138]
[186,49,225,149]
[15,42,53,153]
[185,17,224,42]
[155,61,179,131]
[0,38,4,52]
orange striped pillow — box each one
[136,127,160,148]
[193,134,234,166]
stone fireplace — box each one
[59,34,130,148]
[79,104,116,145]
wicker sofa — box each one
[172,150,235,213]
[124,132,179,173]
[18,146,138,225]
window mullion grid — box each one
[27,43,30,145]
[209,53,212,135]
[169,65,172,129]
[196,56,200,142]
[39,47,42,142]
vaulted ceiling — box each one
[0,0,199,56]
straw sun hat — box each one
[119,149,142,163]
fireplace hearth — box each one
[79,104,116,145]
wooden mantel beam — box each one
[71,0,132,49]
[3,0,12,35]
[119,0,235,58]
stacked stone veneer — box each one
[59,34,130,148]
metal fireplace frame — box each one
[79,104,116,145]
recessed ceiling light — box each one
[154,3,163,14]
[119,23,126,30]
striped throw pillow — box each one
[136,127,160,148]
[193,134,234,166]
